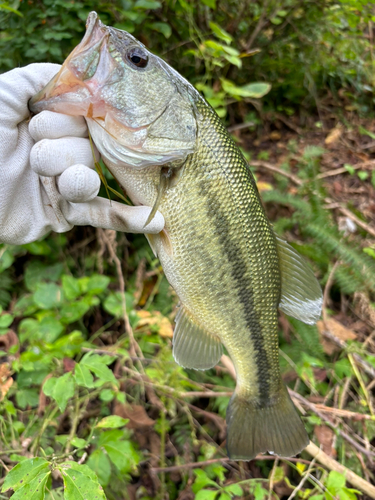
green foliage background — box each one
[1,1,375,500]
[1,0,375,113]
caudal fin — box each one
[226,384,309,461]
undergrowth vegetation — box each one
[1,1,375,499]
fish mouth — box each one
[29,12,111,118]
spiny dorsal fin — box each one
[276,235,322,325]
[173,306,223,370]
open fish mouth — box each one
[30,13,116,118]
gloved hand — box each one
[0,63,164,245]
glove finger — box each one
[29,111,88,141]
[57,164,101,203]
[30,137,98,176]
[63,198,165,234]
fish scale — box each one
[29,11,323,460]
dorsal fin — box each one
[276,235,322,325]
[173,306,223,370]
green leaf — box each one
[222,79,271,98]
[151,22,172,38]
[15,389,39,409]
[10,472,50,500]
[60,301,90,324]
[43,377,57,397]
[81,354,118,385]
[338,488,361,500]
[43,373,75,411]
[359,125,375,140]
[222,45,240,56]
[253,483,268,500]
[0,313,13,328]
[209,21,232,44]
[363,247,375,259]
[0,3,23,16]
[193,470,219,493]
[195,490,218,500]
[61,467,106,500]
[326,471,345,490]
[303,145,326,159]
[60,461,99,482]
[53,373,75,411]
[0,248,14,272]
[38,316,64,343]
[84,274,110,295]
[96,416,129,429]
[224,483,243,496]
[224,55,242,68]
[33,283,62,309]
[19,318,39,342]
[2,458,49,492]
[23,240,51,255]
[103,292,123,317]
[74,364,95,388]
[270,16,282,24]
[13,295,38,317]
[270,466,284,483]
[134,0,161,9]
[62,275,81,301]
[344,164,355,175]
[81,353,115,366]
[86,449,111,487]
[99,389,115,402]
[201,0,216,8]
[103,440,140,473]
[218,493,231,500]
[70,438,87,449]
[358,171,368,180]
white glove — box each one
[0,63,164,245]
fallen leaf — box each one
[63,358,76,372]
[269,131,281,141]
[136,310,173,338]
[314,425,336,457]
[325,126,342,145]
[38,373,53,416]
[114,402,155,429]
[0,329,19,353]
[317,318,357,355]
[256,181,273,192]
[0,363,13,400]
[313,368,327,382]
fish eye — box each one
[126,47,148,68]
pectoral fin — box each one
[173,306,223,370]
[276,235,322,325]
[143,168,170,228]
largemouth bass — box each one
[30,12,322,460]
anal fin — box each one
[276,235,322,325]
[173,306,222,370]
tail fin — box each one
[226,384,309,461]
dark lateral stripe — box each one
[199,183,270,404]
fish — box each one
[30,12,322,461]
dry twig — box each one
[306,441,375,499]
[290,389,375,459]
